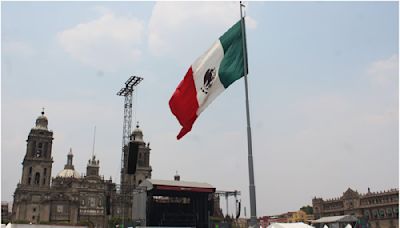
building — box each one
[2,202,10,224]
[11,111,152,227]
[312,187,398,228]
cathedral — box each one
[11,111,152,227]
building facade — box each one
[2,202,10,223]
[313,188,398,228]
[11,111,152,227]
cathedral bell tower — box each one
[12,110,54,223]
[20,110,54,188]
[122,123,152,188]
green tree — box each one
[300,205,313,215]
[108,217,122,228]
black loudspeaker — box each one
[106,195,111,215]
[127,142,139,174]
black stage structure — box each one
[133,179,215,227]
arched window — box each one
[386,208,393,217]
[29,167,32,174]
[31,141,36,157]
[393,207,398,217]
[379,209,385,218]
[138,153,144,166]
[43,144,47,158]
[364,210,370,219]
[34,172,40,185]
[372,209,379,219]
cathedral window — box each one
[57,205,63,213]
[89,197,96,207]
[29,167,32,174]
[138,153,144,166]
[364,210,370,219]
[379,209,385,218]
[387,208,393,217]
[34,172,40,185]
[372,209,378,219]
[31,141,36,157]
[43,143,49,158]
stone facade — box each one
[11,111,152,227]
[313,188,398,228]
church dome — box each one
[57,148,80,178]
[56,169,80,178]
[35,110,48,130]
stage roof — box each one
[140,179,215,193]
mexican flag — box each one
[169,19,248,139]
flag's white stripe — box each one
[192,40,225,115]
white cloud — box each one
[367,54,398,87]
[148,2,257,57]
[57,12,144,72]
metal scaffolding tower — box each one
[117,76,143,186]
[215,190,241,218]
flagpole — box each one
[240,2,258,227]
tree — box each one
[300,205,313,215]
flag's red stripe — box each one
[169,67,199,139]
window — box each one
[34,172,40,185]
[393,207,398,217]
[33,208,36,212]
[364,210,370,219]
[29,167,32,174]
[38,143,43,149]
[89,197,95,207]
[42,178,46,185]
[31,141,36,157]
[43,168,47,176]
[372,209,378,219]
[387,208,393,217]
[81,199,85,206]
[28,177,31,185]
[379,209,385,218]
[57,205,63,213]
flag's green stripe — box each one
[218,19,246,89]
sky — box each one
[1,1,398,217]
